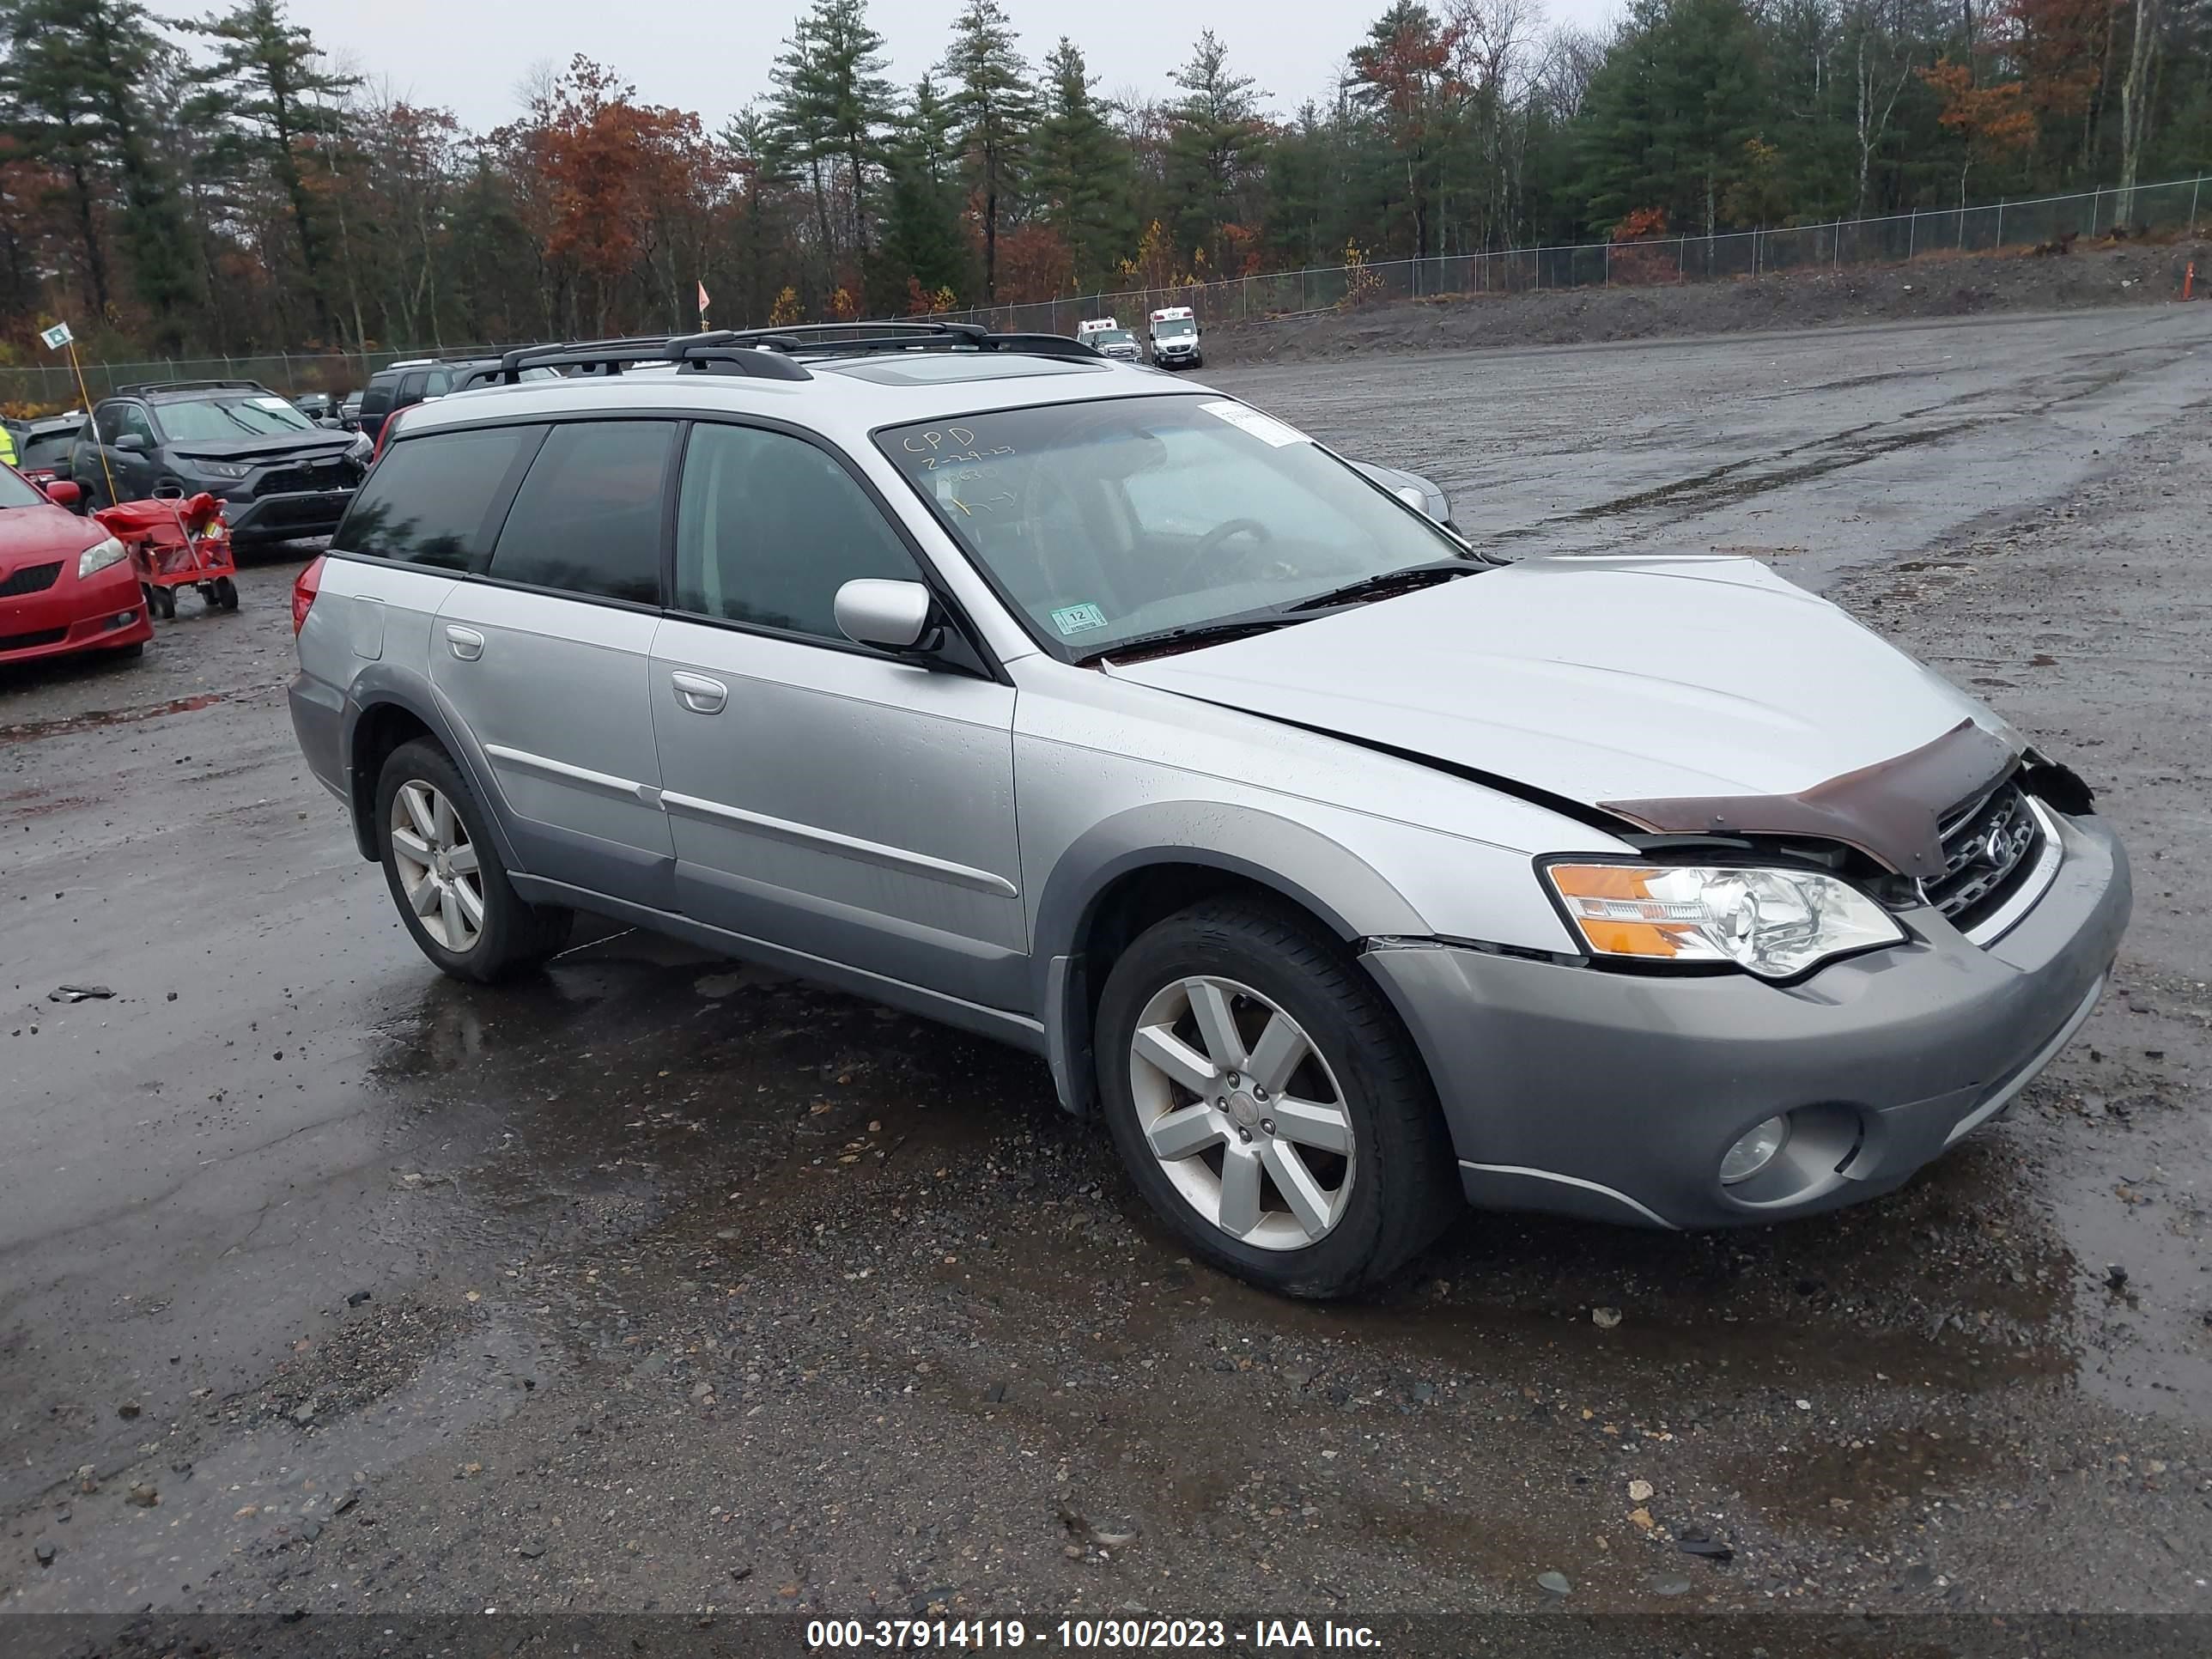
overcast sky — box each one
[286,0,1622,135]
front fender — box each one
[1030,799,1429,1115]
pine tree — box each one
[769,0,894,274]
[1577,0,1765,236]
[1030,39,1137,288]
[939,0,1036,301]
[1163,31,1270,275]
[2,0,200,346]
[872,74,971,311]
[185,0,357,337]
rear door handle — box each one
[445,625,484,661]
[672,671,727,714]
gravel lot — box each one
[3,306,2209,1649]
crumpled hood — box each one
[170,435,356,465]
[1107,555,2009,807]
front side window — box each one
[486,420,675,605]
[154,394,315,441]
[674,422,918,641]
[95,403,154,446]
[876,395,1469,657]
[334,426,543,571]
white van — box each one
[1148,306,1201,369]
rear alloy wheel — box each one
[389,780,487,955]
[374,738,571,983]
[1097,898,1459,1297]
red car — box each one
[0,467,152,665]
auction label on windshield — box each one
[1199,400,1308,447]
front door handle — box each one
[445,625,484,661]
[671,671,727,714]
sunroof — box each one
[824,354,1106,385]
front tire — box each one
[1095,898,1459,1297]
[374,738,571,983]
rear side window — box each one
[486,421,675,605]
[333,426,543,571]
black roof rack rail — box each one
[112,378,273,398]
[726,320,1103,364]
[490,320,1103,385]
[495,332,811,384]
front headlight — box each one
[1544,861,1904,980]
[346,433,373,463]
[77,535,127,579]
[192,459,251,480]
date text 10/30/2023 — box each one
[805,1619,1382,1650]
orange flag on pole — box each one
[697,281,711,328]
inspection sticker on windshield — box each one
[253,397,293,410]
[1050,603,1109,636]
[1200,400,1307,447]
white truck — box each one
[1075,317,1141,362]
[1147,306,1202,369]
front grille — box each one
[257,456,357,496]
[0,627,67,653]
[0,562,63,598]
[1925,779,2043,931]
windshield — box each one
[877,394,1470,658]
[1096,330,1135,346]
[0,465,47,508]
[1153,318,1197,338]
[155,394,316,441]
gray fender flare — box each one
[1031,801,1428,1115]
[340,665,526,877]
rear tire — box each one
[374,738,572,984]
[1095,897,1460,1298]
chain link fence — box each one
[4,174,2205,410]
[933,173,2210,340]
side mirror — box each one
[835,579,935,653]
[112,434,147,454]
[43,480,82,507]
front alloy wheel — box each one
[388,781,484,954]
[1096,898,1459,1297]
[1128,975,1354,1249]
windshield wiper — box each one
[1287,557,1486,613]
[1083,613,1310,665]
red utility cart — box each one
[93,493,238,618]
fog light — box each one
[1720,1115,1790,1185]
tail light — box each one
[372,404,405,462]
[292,554,325,635]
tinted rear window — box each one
[333,426,543,571]
[21,432,76,467]
[485,421,674,605]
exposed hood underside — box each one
[1108,556,2022,875]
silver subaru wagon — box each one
[289,323,2129,1297]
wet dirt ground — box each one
[3,307,2210,1641]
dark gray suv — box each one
[70,380,370,543]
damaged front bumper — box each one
[1360,808,2130,1230]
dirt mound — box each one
[1206,238,2210,366]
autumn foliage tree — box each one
[1918,58,2039,211]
